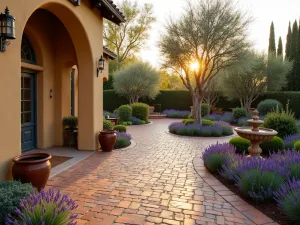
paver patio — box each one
[47,119,278,225]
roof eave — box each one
[96,0,126,25]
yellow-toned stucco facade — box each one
[0,0,120,180]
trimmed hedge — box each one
[131,103,149,121]
[104,90,300,118]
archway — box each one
[21,1,99,150]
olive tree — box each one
[222,52,292,109]
[113,62,160,104]
[159,0,252,123]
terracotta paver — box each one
[47,119,278,225]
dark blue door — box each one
[21,71,36,152]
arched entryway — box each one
[20,1,101,151]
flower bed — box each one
[163,109,191,118]
[168,120,233,137]
[114,132,132,149]
[202,143,300,224]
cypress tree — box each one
[277,36,283,59]
[287,20,299,90]
[286,22,292,60]
[268,22,276,55]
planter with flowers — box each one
[62,116,78,147]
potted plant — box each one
[62,116,78,147]
[12,153,52,191]
[98,119,116,152]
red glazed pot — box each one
[12,153,52,191]
[98,130,117,152]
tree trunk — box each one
[192,93,203,124]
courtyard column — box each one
[77,58,103,151]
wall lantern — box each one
[97,55,105,77]
[0,7,16,52]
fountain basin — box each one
[234,127,278,142]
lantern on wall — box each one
[0,7,16,52]
[97,55,105,77]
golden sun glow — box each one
[190,61,200,71]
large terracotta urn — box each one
[12,153,52,191]
[149,106,155,114]
[98,130,117,152]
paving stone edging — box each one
[193,154,278,225]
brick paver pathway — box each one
[47,119,278,225]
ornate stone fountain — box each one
[234,109,278,157]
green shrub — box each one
[257,99,283,115]
[201,104,210,117]
[113,108,119,116]
[115,137,131,148]
[259,136,284,155]
[127,121,133,125]
[263,104,298,138]
[233,108,247,120]
[118,105,132,122]
[62,116,78,130]
[103,119,114,130]
[113,125,126,132]
[131,103,149,121]
[121,122,128,126]
[294,141,300,151]
[183,119,194,125]
[141,120,146,124]
[237,118,249,126]
[229,137,251,154]
[0,181,36,224]
[202,119,214,126]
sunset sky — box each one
[130,0,300,68]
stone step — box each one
[149,114,167,119]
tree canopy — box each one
[113,62,160,104]
[159,0,252,122]
[222,52,292,109]
[104,0,156,70]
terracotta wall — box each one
[0,0,104,180]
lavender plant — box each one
[6,188,77,225]
[280,150,300,180]
[202,143,236,173]
[163,109,191,118]
[168,121,233,137]
[274,180,300,224]
[231,157,288,202]
[129,116,142,125]
[115,132,132,149]
[283,134,300,149]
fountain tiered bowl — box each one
[234,109,278,157]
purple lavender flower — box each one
[116,131,132,140]
[274,179,300,224]
[163,109,190,118]
[6,188,78,225]
[202,143,236,173]
[283,134,300,149]
[129,116,142,125]
[230,157,288,201]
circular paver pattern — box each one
[47,119,277,225]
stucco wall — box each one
[0,0,104,180]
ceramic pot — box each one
[12,153,52,191]
[149,106,155,114]
[63,129,78,147]
[98,130,117,152]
